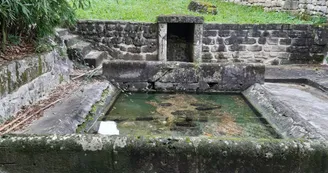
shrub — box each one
[0,0,89,52]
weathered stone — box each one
[127,47,141,53]
[279,38,292,45]
[141,45,157,53]
[203,37,215,45]
[157,15,204,23]
[211,45,226,52]
[188,1,218,15]
[202,46,210,52]
[202,53,214,61]
[218,30,231,37]
[145,54,158,61]
[203,30,217,37]
[2,135,328,172]
[228,44,246,51]
[258,37,266,44]
[267,38,279,45]
[246,45,262,52]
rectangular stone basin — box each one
[98,92,280,139]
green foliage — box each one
[0,0,90,52]
[75,0,311,24]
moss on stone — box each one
[76,87,111,133]
[59,74,64,84]
[0,76,5,95]
[7,70,11,93]
[38,55,43,76]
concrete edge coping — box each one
[0,133,327,152]
[242,83,327,140]
[102,59,265,67]
[76,19,328,30]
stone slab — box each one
[157,15,204,23]
[20,81,118,135]
[243,83,328,140]
[0,135,328,173]
[265,65,328,92]
[103,60,265,92]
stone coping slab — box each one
[243,83,328,140]
[0,134,327,173]
[265,65,328,92]
[157,15,204,23]
[19,81,119,135]
[103,60,264,92]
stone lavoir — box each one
[1,15,328,173]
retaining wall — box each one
[74,20,158,61]
[0,135,327,173]
[225,0,328,17]
[0,48,72,123]
[202,24,328,64]
[74,20,328,65]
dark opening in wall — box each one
[167,23,194,62]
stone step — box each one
[55,28,69,37]
[67,40,92,62]
[61,34,79,47]
[84,50,108,68]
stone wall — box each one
[225,0,328,17]
[103,61,264,92]
[1,135,328,173]
[202,24,328,64]
[75,20,328,65]
[0,48,72,123]
[74,20,158,61]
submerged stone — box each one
[160,103,172,107]
[195,105,221,111]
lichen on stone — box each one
[188,1,218,15]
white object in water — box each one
[98,121,120,135]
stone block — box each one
[203,30,218,37]
[127,47,141,53]
[271,31,289,38]
[211,45,226,52]
[310,45,325,53]
[146,54,158,61]
[157,15,204,23]
[224,37,243,45]
[216,38,224,44]
[291,38,308,46]
[202,53,214,61]
[267,38,279,45]
[203,37,215,45]
[279,39,292,45]
[287,46,310,53]
[264,46,287,52]
[228,44,246,51]
[218,30,231,37]
[246,45,263,52]
[202,46,210,52]
[141,45,157,53]
[258,37,266,44]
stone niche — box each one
[157,15,204,62]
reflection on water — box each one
[102,93,279,138]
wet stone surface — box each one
[103,93,279,138]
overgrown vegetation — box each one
[0,0,89,53]
[74,0,315,24]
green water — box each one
[104,93,279,139]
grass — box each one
[74,0,312,24]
